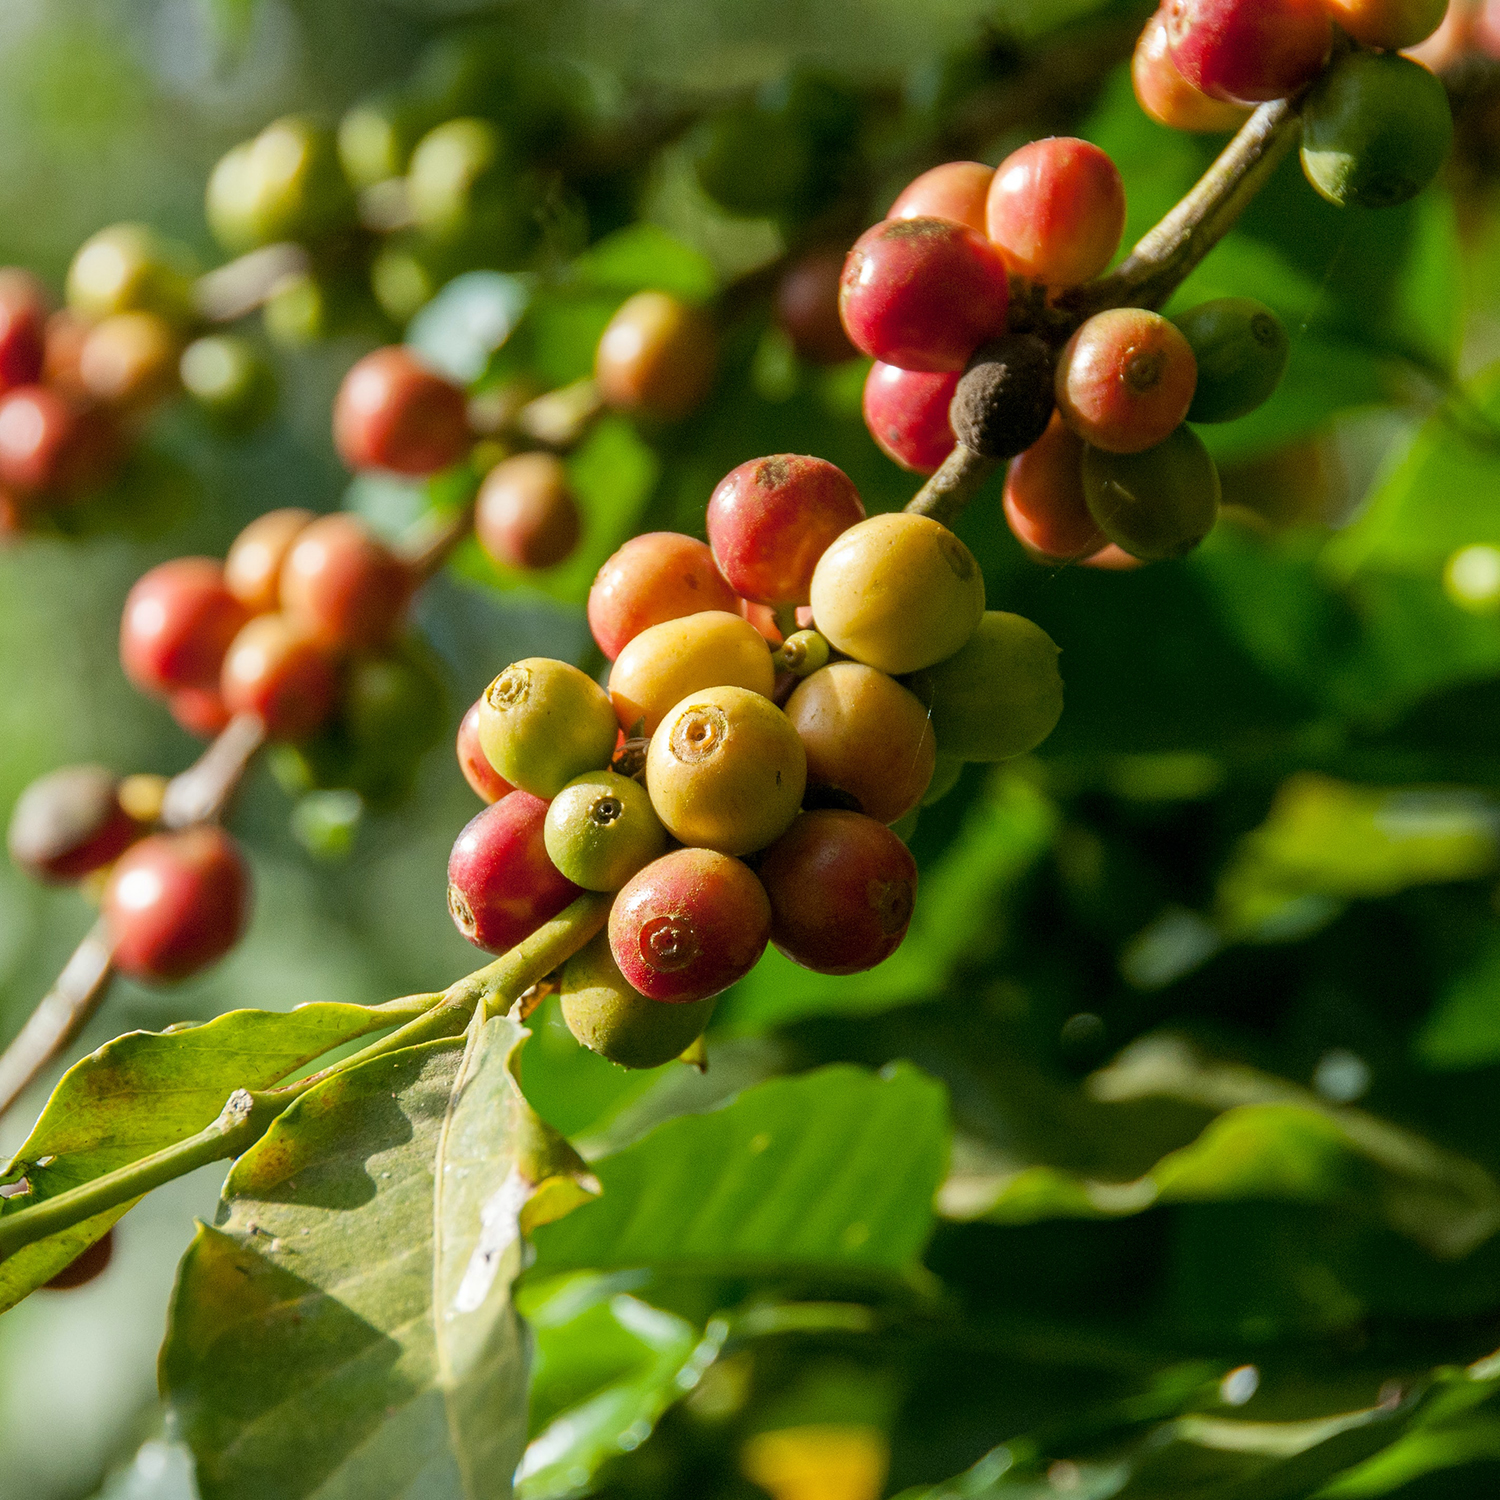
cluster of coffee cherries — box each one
[446,452,1063,1069]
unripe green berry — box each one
[922,753,964,807]
[773,629,830,677]
[477,657,619,799]
[180,335,277,431]
[1300,52,1452,211]
[205,117,354,253]
[1082,426,1221,561]
[561,929,717,1069]
[1172,298,1289,424]
[908,612,1062,762]
[544,770,667,891]
[408,117,517,247]
[66,224,196,327]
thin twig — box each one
[905,444,1002,526]
[193,244,311,324]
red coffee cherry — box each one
[587,531,739,661]
[120,558,251,697]
[1003,412,1107,561]
[595,291,717,421]
[220,614,339,740]
[103,825,250,982]
[0,386,119,498]
[839,217,1010,373]
[1055,308,1197,455]
[1165,0,1332,105]
[224,506,314,615]
[707,455,865,608]
[862,362,958,475]
[279,513,413,650]
[446,790,582,954]
[42,310,89,396]
[1132,10,1252,133]
[889,160,993,235]
[8,765,139,884]
[776,249,858,365]
[985,138,1126,289]
[608,847,771,1003]
[0,270,48,395]
[42,1229,115,1291]
[759,810,917,974]
[475,451,582,571]
[333,346,470,475]
[169,686,233,738]
[457,697,514,803]
[1081,544,1145,572]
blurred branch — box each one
[905,443,1000,526]
[194,243,311,324]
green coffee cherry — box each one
[561,929,717,1069]
[908,613,1063,762]
[693,105,810,217]
[478,657,619,799]
[341,647,447,806]
[1301,52,1452,211]
[206,117,355,253]
[1172,299,1289,424]
[544,770,666,891]
[338,92,436,189]
[1082,427,1221,561]
[179,335,277,432]
[66,224,196,326]
[922,754,964,807]
[369,241,442,323]
[408,118,518,248]
[773,630,830,677]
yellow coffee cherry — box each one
[477,657,619,799]
[809,512,985,675]
[646,685,806,855]
[608,609,774,736]
[66,224,196,326]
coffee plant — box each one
[7,0,1500,1496]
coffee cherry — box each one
[759,810,917,974]
[784,662,936,825]
[42,1229,114,1291]
[220,614,340,740]
[775,629,830,677]
[776,250,857,365]
[647,685,807,855]
[1002,412,1106,561]
[1172,298,1289,423]
[170,686,233,739]
[1300,52,1452,211]
[8,765,139,884]
[43,310,90,395]
[447,791,582,954]
[0,387,120,498]
[1080,544,1145,572]
[839,217,1010,372]
[588,532,739,661]
[609,610,775,737]
[608,847,771,1002]
[475,451,582,571]
[950,334,1055,460]
[0,270,47,395]
[889,160,993,235]
[544,770,666,891]
[121,558,250,697]
[595,291,717,421]
[1131,12,1252,133]
[1082,425,1221,560]
[985,138,1126,289]
[1165,0,1331,105]
[407,118,518,248]
[339,646,447,806]
[103,826,250,983]
[78,312,181,412]
[908,612,1063,761]
[206,117,354,252]
[225,507,315,614]
[924,754,964,806]
[810,512,985,676]
[862,362,959,475]
[66,224,196,326]
[1055,308,1197,455]
[1327,0,1447,51]
[333,347,471,476]
[179,335,278,431]
[457,697,514,803]
[478,657,619,799]
[707,455,865,607]
[561,929,717,1068]
[280,513,413,651]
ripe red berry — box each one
[776,250,858,365]
[839,217,1010,372]
[1165,0,1332,106]
[889,161,993,235]
[587,531,739,661]
[595,291,717,420]
[1003,412,1106,561]
[475,451,582,571]
[42,310,89,396]
[1055,308,1197,454]
[7,765,139,884]
[333,346,470,475]
[103,825,250,982]
[446,790,582,953]
[0,270,48,395]
[608,847,771,1003]
[220,614,339,740]
[224,507,314,615]
[42,1229,114,1291]
[279,512,412,650]
[0,386,119,498]
[759,810,917,974]
[169,685,233,738]
[1132,10,1252,133]
[457,697,514,803]
[120,558,251,698]
[1080,543,1145,572]
[706,454,865,607]
[862,362,958,475]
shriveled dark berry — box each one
[949,333,1055,460]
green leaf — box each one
[163,1018,545,1500]
[1417,928,1500,1071]
[568,224,717,303]
[530,1063,948,1284]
